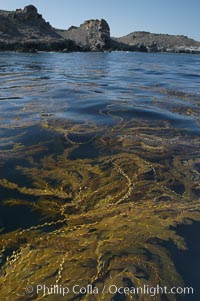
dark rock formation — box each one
[0,5,59,39]
[0,5,200,53]
[0,5,78,52]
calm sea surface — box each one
[0,52,200,128]
[0,52,200,300]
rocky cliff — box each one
[0,5,200,53]
[0,5,77,51]
[56,19,111,51]
[0,5,110,52]
[0,5,58,38]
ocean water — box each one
[0,52,200,128]
[0,52,200,301]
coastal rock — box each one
[2,5,59,38]
[56,18,111,51]
[23,4,38,15]
[0,5,200,53]
[0,5,77,52]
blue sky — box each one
[0,0,199,40]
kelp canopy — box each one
[0,111,200,301]
[0,49,200,301]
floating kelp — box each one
[0,114,200,301]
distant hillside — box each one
[0,5,200,53]
[114,31,200,52]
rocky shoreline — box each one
[0,5,200,53]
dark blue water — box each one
[0,52,200,301]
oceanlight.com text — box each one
[25,283,194,297]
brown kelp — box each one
[0,115,200,301]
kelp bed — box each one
[0,114,200,301]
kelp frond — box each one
[0,117,200,301]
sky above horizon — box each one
[0,0,199,41]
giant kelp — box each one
[0,116,200,301]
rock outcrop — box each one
[0,5,59,38]
[56,18,111,51]
[0,5,200,53]
[0,5,77,52]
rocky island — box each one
[0,4,200,53]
